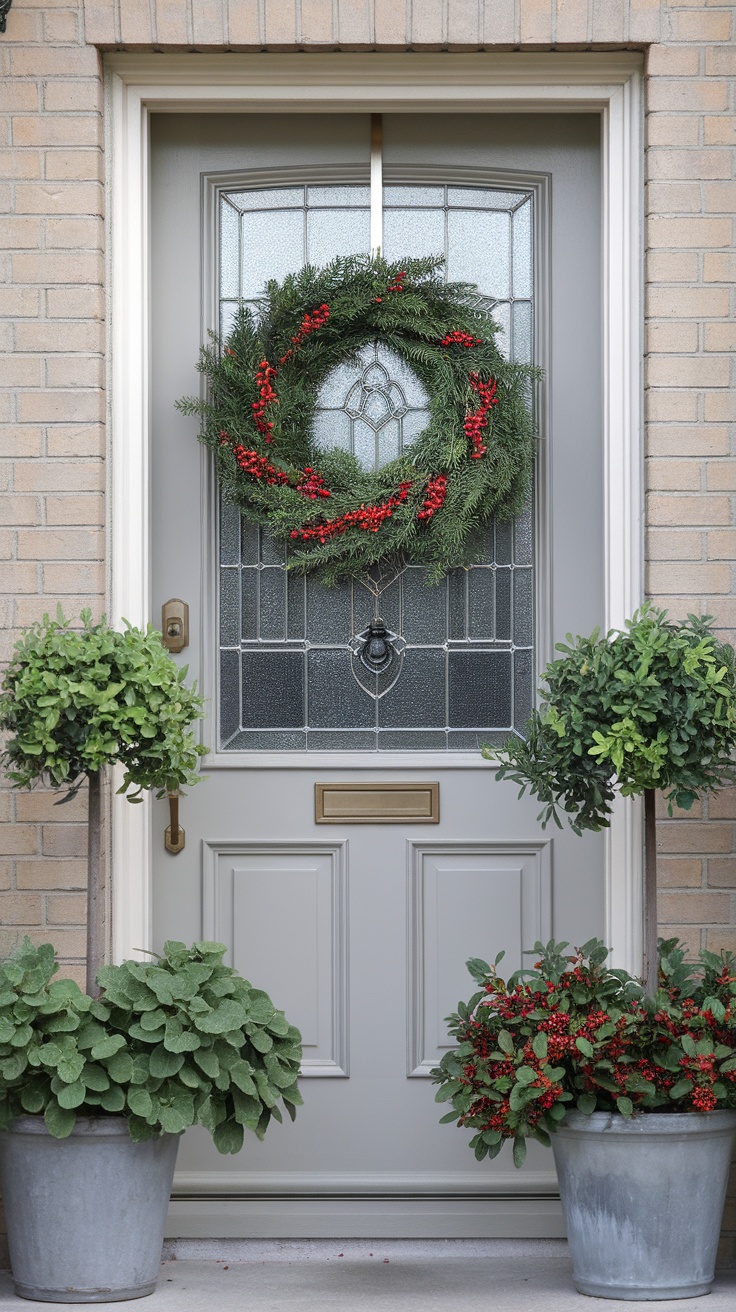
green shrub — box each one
[0,939,302,1152]
[486,604,736,834]
[0,608,206,800]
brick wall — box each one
[1,0,735,1256]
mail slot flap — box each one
[315,782,439,824]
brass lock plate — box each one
[161,599,189,654]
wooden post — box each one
[644,787,658,996]
[86,770,104,999]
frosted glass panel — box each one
[228,188,303,211]
[314,342,431,473]
[449,187,524,210]
[220,201,240,299]
[307,185,371,206]
[241,210,303,299]
[513,200,532,298]
[307,208,370,267]
[217,179,536,751]
[447,210,510,300]
[382,209,445,263]
[383,185,444,206]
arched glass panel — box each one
[217,180,535,752]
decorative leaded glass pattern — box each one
[217,181,535,752]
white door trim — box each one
[105,52,644,975]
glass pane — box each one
[448,187,524,210]
[217,181,536,752]
[306,208,370,266]
[382,209,445,264]
[512,301,532,365]
[513,200,532,298]
[314,342,430,473]
[219,569,240,646]
[220,201,240,299]
[383,185,444,206]
[307,650,374,729]
[447,209,510,300]
[448,652,513,728]
[307,185,370,207]
[241,210,304,300]
[241,651,304,729]
[227,188,303,211]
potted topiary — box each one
[0,611,303,1302]
[433,937,736,1300]
[433,605,736,1300]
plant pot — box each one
[552,1108,736,1301]
[0,1115,180,1303]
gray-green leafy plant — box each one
[0,609,207,996]
[0,939,302,1151]
[0,608,205,801]
[485,605,736,992]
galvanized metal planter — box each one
[0,1116,180,1303]
[552,1108,736,1301]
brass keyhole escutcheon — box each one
[161,599,189,654]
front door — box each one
[150,111,604,1237]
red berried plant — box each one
[432,938,736,1167]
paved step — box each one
[0,1241,734,1310]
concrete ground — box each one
[0,1242,734,1311]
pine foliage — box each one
[178,254,539,584]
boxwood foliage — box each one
[0,608,206,801]
[486,604,736,834]
[0,939,302,1152]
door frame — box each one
[105,52,644,976]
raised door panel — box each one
[203,842,348,1076]
[408,843,551,1076]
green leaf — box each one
[576,1093,597,1115]
[497,1030,514,1056]
[57,1080,87,1110]
[56,1052,85,1084]
[149,1044,185,1078]
[20,1086,45,1114]
[516,1066,537,1086]
[90,1034,127,1061]
[532,1032,548,1060]
[99,1085,126,1112]
[44,1101,76,1138]
[616,1096,634,1118]
[127,1088,153,1119]
[213,1119,245,1154]
[512,1135,527,1168]
[105,1051,133,1084]
[669,1078,693,1100]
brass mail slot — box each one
[315,781,439,824]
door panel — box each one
[150,112,603,1235]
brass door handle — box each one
[164,791,185,854]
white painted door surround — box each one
[106,54,644,1238]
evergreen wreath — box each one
[178,254,539,585]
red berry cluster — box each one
[280,303,330,362]
[296,468,331,500]
[374,270,407,303]
[439,330,482,348]
[417,474,448,521]
[463,372,499,460]
[220,434,290,487]
[290,482,413,545]
[252,360,278,442]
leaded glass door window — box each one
[218,180,535,753]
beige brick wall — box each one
[1,0,735,1256]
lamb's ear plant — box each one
[0,609,206,996]
[0,938,302,1147]
[485,605,736,993]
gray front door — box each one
[150,112,603,1237]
